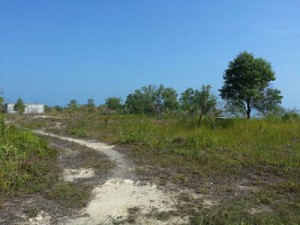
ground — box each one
[1,115,299,225]
[0,130,200,224]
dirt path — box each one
[33,130,187,225]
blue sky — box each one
[1,0,299,109]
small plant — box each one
[44,182,90,208]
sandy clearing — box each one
[65,178,178,225]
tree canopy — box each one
[255,88,283,116]
[86,98,95,108]
[14,98,25,114]
[67,99,80,112]
[105,97,123,111]
[125,85,179,115]
[180,85,217,126]
[220,51,279,118]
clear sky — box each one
[1,0,299,108]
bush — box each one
[282,110,299,121]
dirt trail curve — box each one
[33,130,187,225]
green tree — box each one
[86,98,95,108]
[160,86,179,114]
[255,88,283,117]
[105,97,123,111]
[223,102,246,118]
[195,85,217,127]
[67,99,80,112]
[220,51,276,118]
[180,88,197,114]
[125,85,179,115]
[85,98,96,113]
[14,98,26,114]
[152,85,179,115]
[53,105,63,113]
[125,90,147,114]
[180,85,217,127]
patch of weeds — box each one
[111,216,125,225]
[23,207,39,218]
[155,211,171,221]
[78,148,114,172]
[172,136,187,146]
[126,207,140,224]
[174,173,190,186]
[68,128,88,138]
[44,182,90,209]
[0,117,58,196]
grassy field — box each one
[17,113,300,224]
[1,115,114,221]
[0,116,57,197]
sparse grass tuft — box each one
[44,182,90,209]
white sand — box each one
[63,168,95,182]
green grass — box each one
[0,116,58,197]
[44,182,90,209]
[56,114,299,177]
[15,112,300,224]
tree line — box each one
[3,51,286,119]
[62,51,283,119]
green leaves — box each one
[125,84,179,115]
[67,99,80,112]
[180,85,216,115]
[14,98,26,114]
[180,85,217,127]
[255,88,283,116]
[105,97,123,112]
[220,51,278,118]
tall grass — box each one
[51,113,300,179]
[0,116,57,196]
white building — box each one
[4,104,44,114]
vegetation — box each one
[0,96,3,111]
[0,116,57,196]
[67,99,80,113]
[13,98,26,114]
[3,50,298,224]
[180,85,217,127]
[125,84,179,115]
[256,88,283,117]
[19,110,299,224]
[105,97,123,112]
[86,98,95,108]
[220,51,280,118]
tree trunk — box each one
[246,110,251,119]
[197,114,202,127]
[246,101,251,119]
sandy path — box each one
[34,130,185,225]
